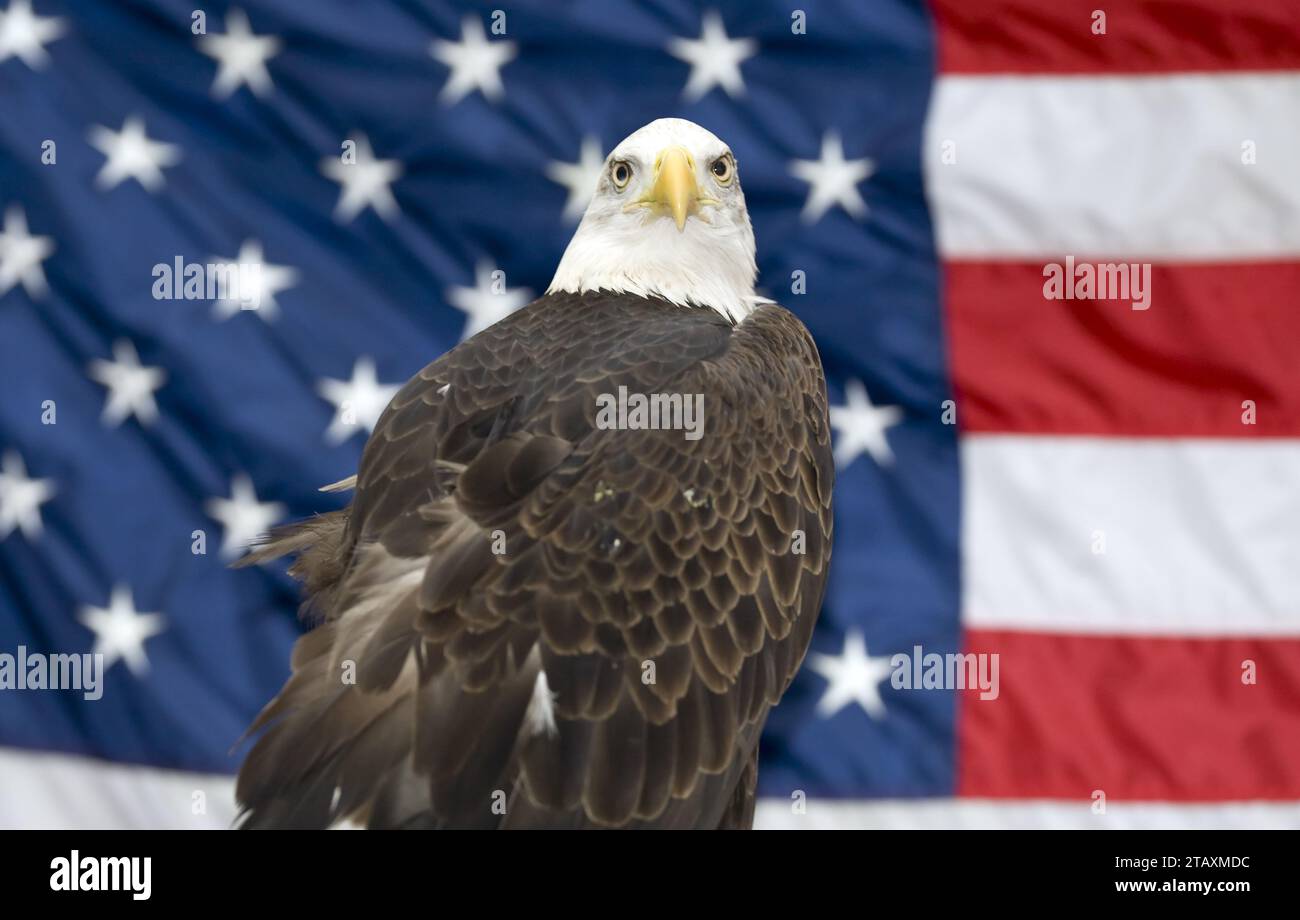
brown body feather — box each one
[236,291,834,829]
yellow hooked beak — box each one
[631,145,716,232]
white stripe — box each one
[0,748,236,829]
[756,798,1300,830]
[963,436,1300,636]
[925,74,1300,259]
[7,749,1291,830]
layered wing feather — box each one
[236,291,833,829]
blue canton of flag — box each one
[0,0,955,827]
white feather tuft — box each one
[524,670,558,738]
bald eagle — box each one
[236,119,834,829]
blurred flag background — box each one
[0,0,1297,829]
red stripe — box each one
[957,630,1300,801]
[931,0,1300,74]
[945,261,1300,437]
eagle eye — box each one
[610,160,633,190]
[710,155,734,185]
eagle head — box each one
[547,118,762,325]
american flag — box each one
[1,0,1296,829]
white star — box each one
[546,136,606,223]
[667,10,756,101]
[78,585,166,677]
[430,15,516,105]
[830,379,902,469]
[211,239,298,321]
[196,7,280,99]
[446,262,531,341]
[0,449,54,541]
[808,631,894,720]
[317,357,401,445]
[790,132,874,224]
[0,0,65,69]
[87,339,166,428]
[87,116,182,192]
[321,135,402,223]
[0,205,54,299]
[205,473,285,560]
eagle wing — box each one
[236,291,834,828]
